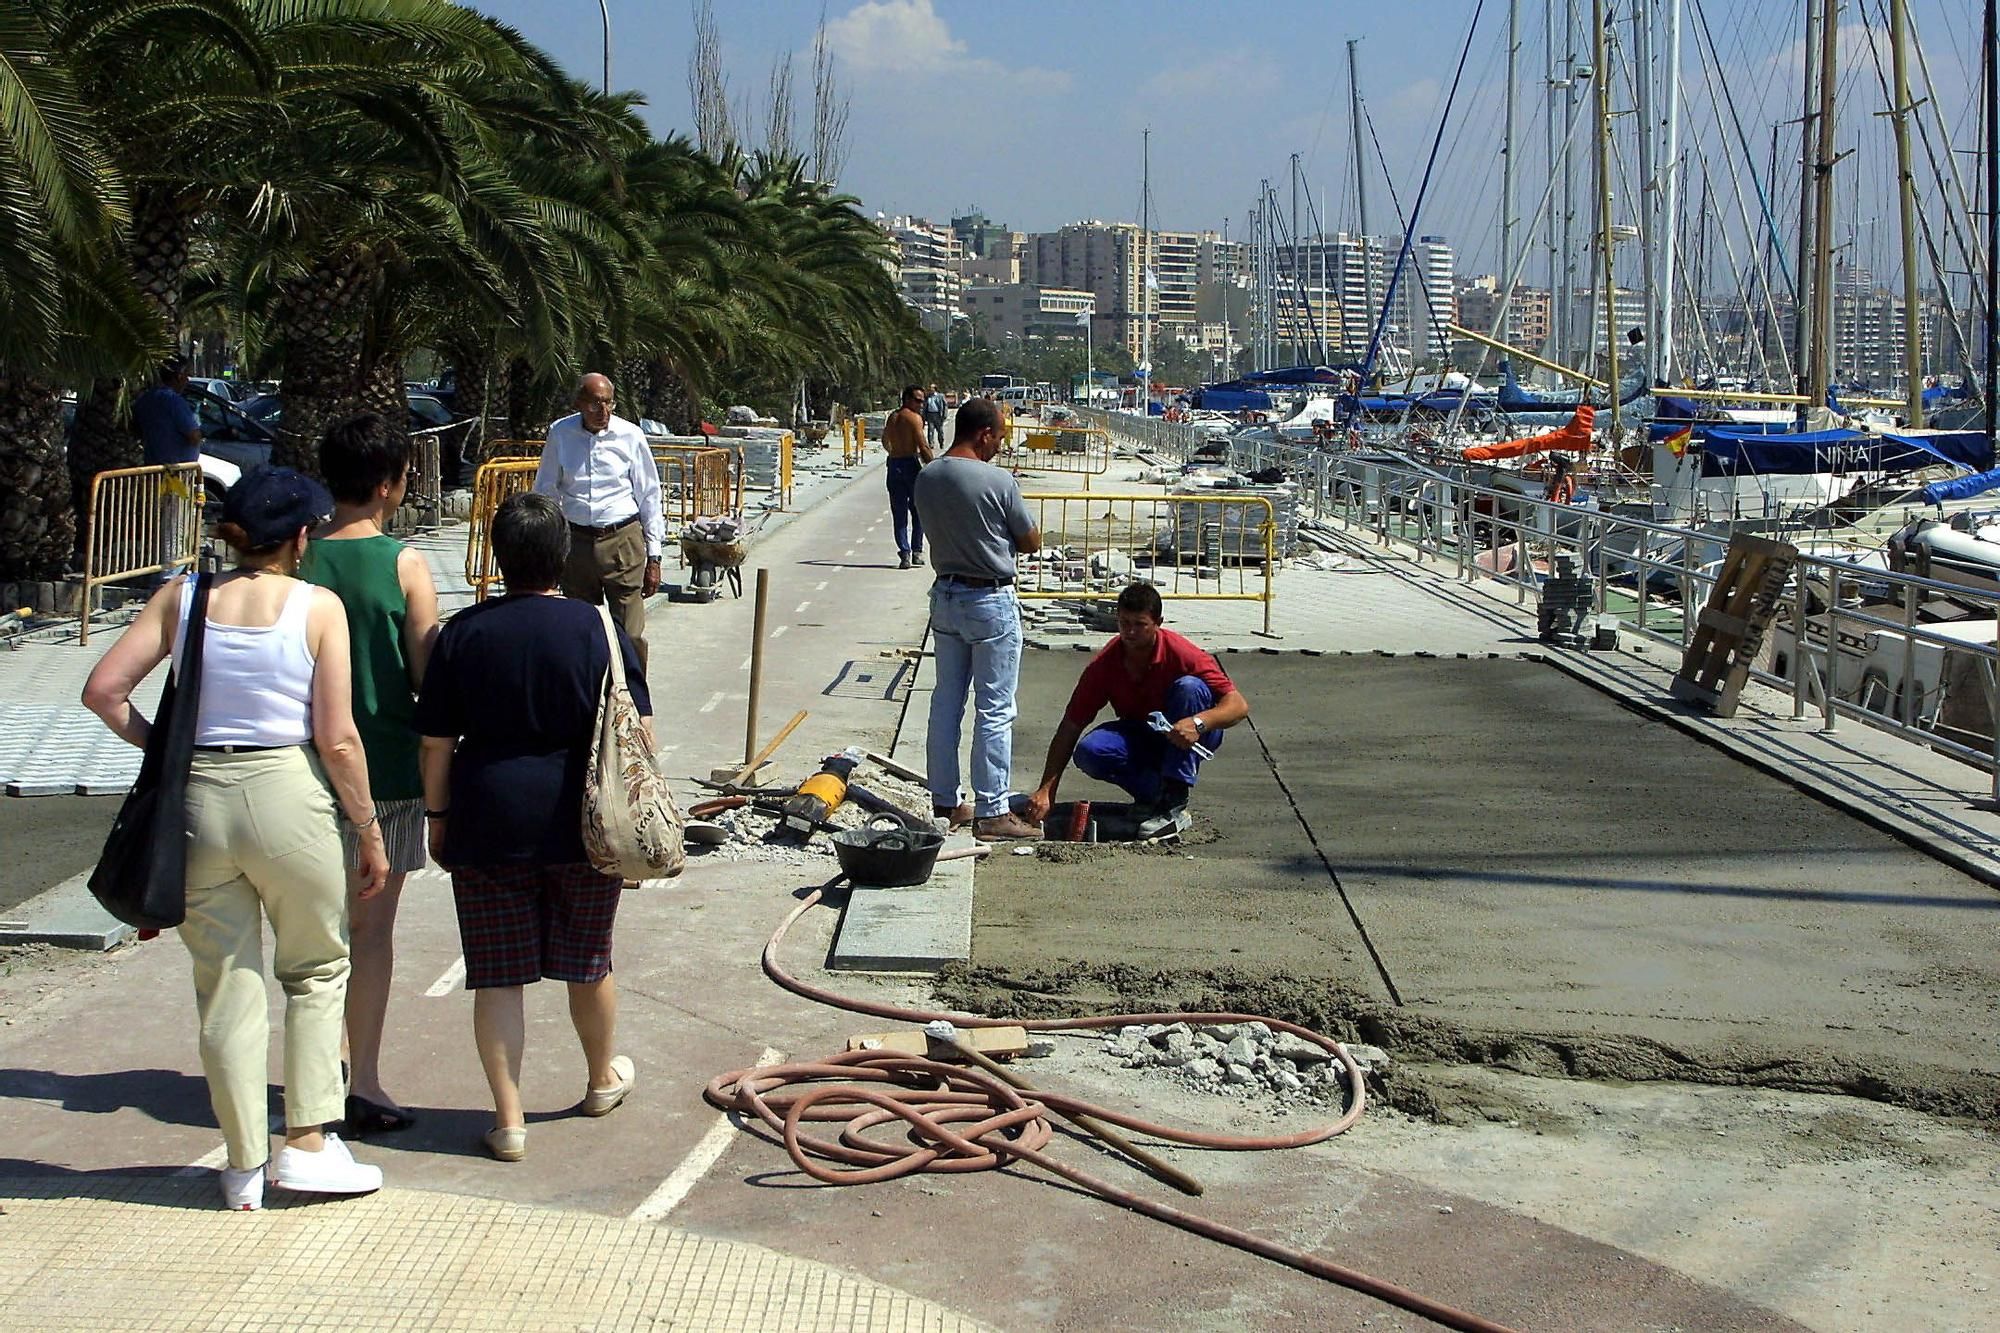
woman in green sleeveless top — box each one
[301,414,440,1137]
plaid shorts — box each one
[449,862,623,989]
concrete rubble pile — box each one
[1103,1020,1388,1104]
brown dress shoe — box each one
[974,812,1044,842]
[933,802,974,829]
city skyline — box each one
[466,1,1986,284]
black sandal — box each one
[344,1094,417,1137]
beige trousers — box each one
[562,519,650,672]
[180,745,350,1169]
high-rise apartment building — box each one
[884,215,962,331]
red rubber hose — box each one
[704,886,1520,1333]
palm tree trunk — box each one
[0,371,76,582]
[441,337,508,461]
[273,249,376,471]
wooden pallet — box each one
[1670,534,1799,718]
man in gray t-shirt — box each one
[912,400,1043,840]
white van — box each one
[995,385,1041,407]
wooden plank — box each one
[846,1025,1030,1059]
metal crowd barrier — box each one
[78,463,203,644]
[1074,405,1208,462]
[1319,453,2000,796]
[652,444,737,524]
[1016,491,1277,635]
[485,437,544,460]
[395,424,451,535]
[839,418,868,468]
[463,459,541,602]
[1007,424,1112,487]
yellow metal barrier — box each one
[79,463,203,644]
[1007,424,1111,486]
[485,437,544,460]
[1016,492,1276,635]
[652,444,737,526]
[463,459,541,602]
[840,417,867,468]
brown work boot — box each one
[933,802,974,830]
[974,812,1043,842]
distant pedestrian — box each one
[913,398,1043,840]
[130,357,203,584]
[532,373,663,671]
[82,467,388,1210]
[414,492,646,1163]
[923,383,947,449]
[883,384,934,569]
[300,413,441,1140]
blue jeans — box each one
[886,457,923,556]
[1073,676,1223,805]
[927,583,1021,818]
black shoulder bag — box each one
[89,573,211,930]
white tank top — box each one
[172,578,317,746]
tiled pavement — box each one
[0,1177,987,1332]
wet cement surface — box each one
[0,796,124,913]
[951,653,2000,1119]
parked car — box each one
[188,377,251,403]
[241,390,476,488]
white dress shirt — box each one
[534,412,665,557]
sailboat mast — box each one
[1793,0,1819,408]
[1545,0,1561,354]
[1659,0,1683,380]
[1634,0,1658,364]
[1806,0,1839,416]
[1503,0,1519,323]
[1290,152,1302,364]
[1347,38,1371,360]
[1593,0,1620,435]
[1889,0,1924,424]
[1986,0,1998,453]
[1141,127,1151,403]
[1561,0,1579,361]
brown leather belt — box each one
[568,515,638,538]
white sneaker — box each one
[220,1162,266,1211]
[273,1133,383,1196]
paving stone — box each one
[828,836,977,973]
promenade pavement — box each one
[2,442,1987,1330]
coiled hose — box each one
[704,884,1520,1333]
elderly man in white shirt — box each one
[532,373,665,669]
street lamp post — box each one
[597,0,611,94]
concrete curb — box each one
[0,870,134,950]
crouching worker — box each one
[1019,584,1248,839]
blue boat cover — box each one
[1190,383,1275,412]
[1700,427,1992,476]
[1923,464,2000,503]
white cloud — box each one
[823,0,1069,89]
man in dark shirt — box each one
[130,357,203,583]
[882,385,934,569]
[132,357,202,465]
[1020,583,1250,838]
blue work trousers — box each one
[1074,676,1223,804]
[885,456,923,557]
[926,582,1021,818]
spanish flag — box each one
[1664,424,1693,458]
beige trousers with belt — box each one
[180,746,350,1169]
[562,519,650,671]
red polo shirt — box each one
[1062,628,1236,727]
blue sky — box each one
[467,1,1983,283]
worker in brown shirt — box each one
[883,384,934,569]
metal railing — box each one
[1016,491,1277,635]
[1007,424,1112,485]
[1317,453,2000,795]
[1075,405,1209,462]
[78,463,203,644]
[463,459,541,602]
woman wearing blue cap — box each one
[84,466,390,1209]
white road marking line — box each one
[698,691,726,713]
[739,656,752,672]
[844,548,857,557]
[815,581,828,591]
[630,1047,783,1221]
[425,957,467,997]
[795,601,811,613]
[174,1145,230,1177]
[771,625,788,638]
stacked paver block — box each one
[1537,552,1597,647]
